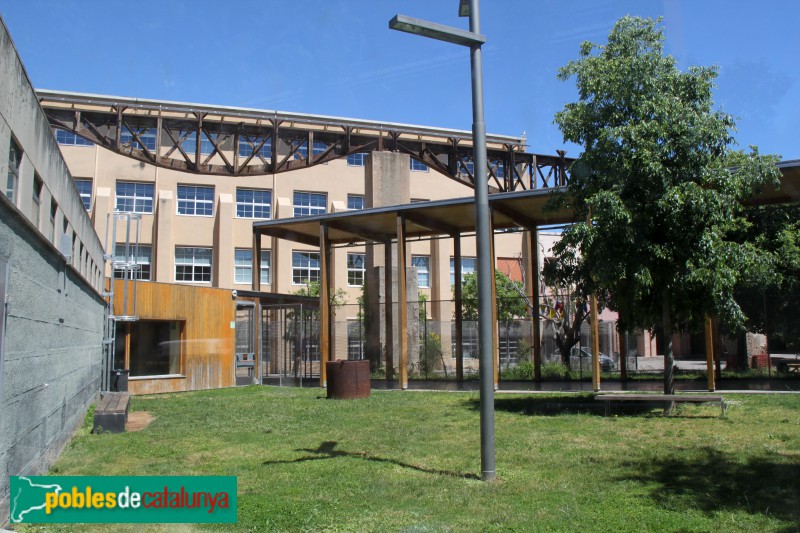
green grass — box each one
[19,388,800,532]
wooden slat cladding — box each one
[113,280,236,395]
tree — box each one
[734,204,800,354]
[506,255,589,368]
[457,270,529,368]
[551,16,780,397]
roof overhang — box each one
[253,188,572,247]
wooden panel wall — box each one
[114,280,236,394]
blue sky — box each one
[1,0,797,160]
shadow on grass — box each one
[465,396,720,418]
[264,441,480,480]
[621,446,800,526]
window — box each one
[347,194,365,210]
[236,188,271,219]
[234,249,271,285]
[238,135,272,160]
[410,198,429,203]
[410,158,428,172]
[450,256,477,285]
[292,251,320,284]
[175,247,212,282]
[49,200,57,242]
[347,153,367,166]
[118,320,182,377]
[293,191,326,217]
[6,137,21,203]
[295,140,326,159]
[459,158,475,176]
[114,244,152,281]
[412,255,430,288]
[120,126,156,151]
[452,322,479,358]
[347,253,365,286]
[74,179,92,210]
[347,320,365,360]
[177,185,214,216]
[491,160,505,178]
[115,181,154,214]
[55,129,93,146]
[32,174,43,226]
[180,130,215,156]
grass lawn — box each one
[19,387,800,532]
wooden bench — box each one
[595,394,727,418]
[92,392,131,433]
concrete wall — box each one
[0,18,106,523]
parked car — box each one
[571,347,616,372]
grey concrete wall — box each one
[0,201,105,524]
[0,18,106,524]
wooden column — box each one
[590,294,601,392]
[252,232,261,291]
[526,228,542,382]
[489,214,499,389]
[384,240,394,383]
[319,224,331,387]
[251,233,262,384]
[705,315,716,392]
[397,215,408,389]
[453,234,464,384]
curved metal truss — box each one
[37,90,571,192]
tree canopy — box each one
[550,16,780,392]
[457,271,529,326]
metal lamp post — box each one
[390,0,496,482]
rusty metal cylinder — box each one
[326,359,371,399]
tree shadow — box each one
[620,446,799,526]
[263,441,480,480]
[464,396,719,418]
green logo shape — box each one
[10,476,237,523]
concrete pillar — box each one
[364,152,413,376]
[214,193,233,288]
[155,189,174,283]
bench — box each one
[92,392,131,433]
[595,393,727,417]
[785,363,800,374]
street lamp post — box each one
[390,0,496,482]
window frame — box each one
[292,250,321,285]
[174,246,212,283]
[412,255,431,288]
[410,158,429,172]
[177,184,214,217]
[450,256,477,286]
[293,191,327,218]
[234,248,271,285]
[235,188,272,219]
[114,244,152,281]
[6,136,22,204]
[346,252,366,287]
[115,181,154,214]
[74,178,92,211]
[347,194,365,210]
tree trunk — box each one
[662,290,675,414]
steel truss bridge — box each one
[36,90,570,193]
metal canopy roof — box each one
[251,160,800,247]
[253,188,572,247]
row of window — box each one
[98,180,365,219]
[112,243,473,291]
[113,246,367,287]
